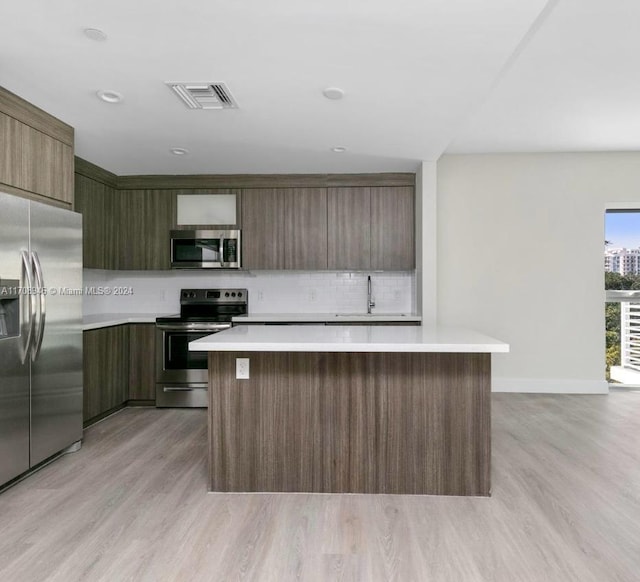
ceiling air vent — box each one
[167,82,239,110]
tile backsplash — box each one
[83,270,416,315]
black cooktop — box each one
[156,288,249,324]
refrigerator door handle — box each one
[31,251,46,361]
[20,251,36,363]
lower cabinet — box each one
[83,323,157,425]
[83,325,129,424]
[128,324,156,402]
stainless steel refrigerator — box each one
[0,190,83,488]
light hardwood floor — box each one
[1,391,639,581]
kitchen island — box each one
[190,325,509,496]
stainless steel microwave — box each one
[170,230,241,269]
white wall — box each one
[83,269,415,316]
[415,161,438,324]
[437,152,640,394]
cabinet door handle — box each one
[163,387,205,392]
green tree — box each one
[605,271,640,290]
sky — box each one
[605,211,640,249]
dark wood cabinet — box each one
[241,188,286,269]
[328,186,414,270]
[103,187,121,269]
[76,179,173,270]
[283,188,328,270]
[74,173,107,268]
[371,186,415,270]
[117,189,172,270]
[0,88,74,207]
[83,325,129,424]
[327,187,372,270]
[145,190,173,269]
[128,324,156,402]
[75,160,415,272]
[242,187,328,270]
[83,323,157,423]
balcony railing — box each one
[607,290,640,384]
[621,301,640,371]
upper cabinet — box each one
[371,186,414,270]
[241,188,285,270]
[0,87,74,207]
[283,188,328,270]
[241,188,328,270]
[328,186,415,270]
[171,189,241,230]
[116,189,173,270]
[328,187,372,270]
[75,161,172,270]
[75,165,415,272]
[74,173,108,268]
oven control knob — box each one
[238,292,242,297]
[231,292,236,297]
[190,292,196,298]
[182,292,188,298]
[225,292,230,297]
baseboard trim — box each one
[83,403,126,428]
[126,399,156,407]
[492,378,609,394]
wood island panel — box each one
[208,351,491,496]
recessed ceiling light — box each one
[331,146,347,153]
[170,147,189,156]
[84,28,107,41]
[323,87,345,100]
[96,90,123,104]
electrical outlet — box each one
[309,289,317,302]
[236,357,250,379]
[258,291,264,302]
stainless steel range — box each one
[155,288,248,407]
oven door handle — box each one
[163,387,206,392]
[156,323,231,332]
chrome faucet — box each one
[367,275,375,314]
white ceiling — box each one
[2,0,634,174]
[449,0,640,153]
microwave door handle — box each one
[20,251,35,363]
[31,251,46,361]
[219,234,225,267]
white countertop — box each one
[83,313,174,331]
[189,325,509,353]
[83,311,421,330]
[232,313,422,323]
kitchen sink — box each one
[334,313,408,317]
